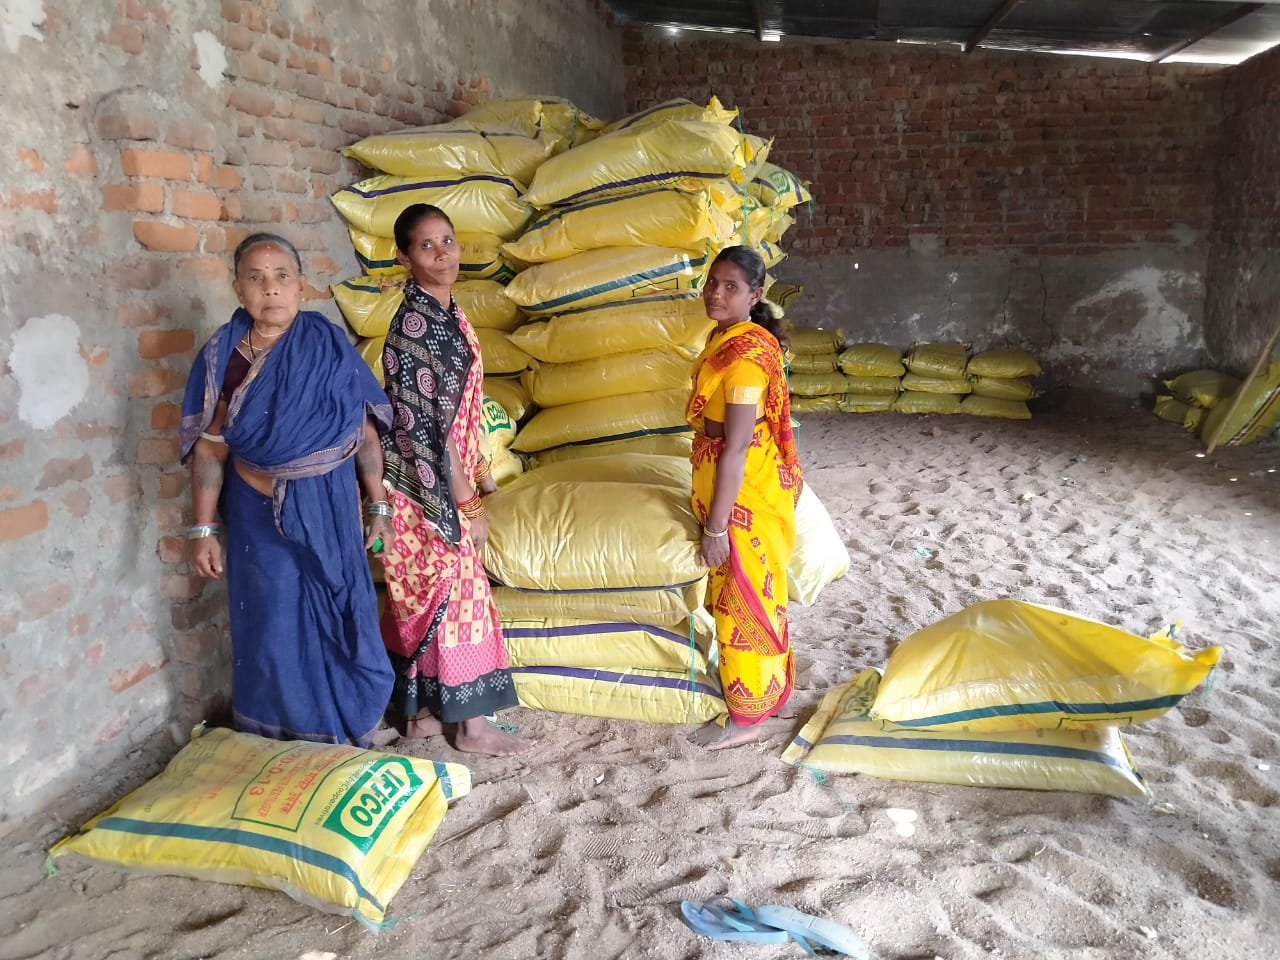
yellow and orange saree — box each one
[687,321,803,726]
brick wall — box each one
[0,0,622,833]
[1203,44,1280,375]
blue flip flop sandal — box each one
[753,904,872,958]
[679,898,791,945]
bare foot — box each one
[688,718,763,751]
[452,716,536,757]
[402,710,445,739]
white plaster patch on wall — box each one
[1061,267,1198,355]
[192,30,227,89]
[9,314,90,429]
[0,0,43,52]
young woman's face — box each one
[396,214,459,291]
[233,243,303,326]
[703,259,761,326]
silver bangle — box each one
[186,523,221,539]
[702,525,729,539]
[363,500,394,518]
[199,431,227,444]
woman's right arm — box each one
[189,400,229,578]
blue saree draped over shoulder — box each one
[181,309,394,746]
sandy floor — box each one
[4,401,1278,960]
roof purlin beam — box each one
[963,0,1022,53]
[1151,2,1263,62]
[753,0,784,41]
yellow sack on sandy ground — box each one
[747,161,812,210]
[525,349,694,407]
[483,477,705,590]
[894,391,961,415]
[456,280,523,332]
[838,343,905,377]
[529,433,693,466]
[1200,360,1280,447]
[788,352,838,375]
[503,246,710,316]
[782,669,1149,798]
[332,276,405,339]
[901,372,974,395]
[845,375,902,395]
[331,173,532,240]
[971,376,1035,401]
[523,119,752,208]
[483,376,532,422]
[504,186,739,264]
[790,395,843,414]
[476,328,532,375]
[1154,394,1190,423]
[493,577,705,628]
[1164,369,1241,409]
[959,396,1031,420]
[603,96,737,135]
[790,328,845,355]
[789,372,851,398]
[523,452,690,488]
[906,342,970,379]
[342,127,504,179]
[840,394,896,413]
[503,614,713,674]
[48,727,471,926]
[510,294,713,363]
[966,349,1041,379]
[870,599,1222,732]
[787,484,850,606]
[512,387,691,453]
[356,336,385,385]
[512,662,724,724]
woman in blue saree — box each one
[180,233,395,746]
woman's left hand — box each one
[478,476,499,497]
[469,513,490,553]
[700,532,730,569]
[366,514,394,552]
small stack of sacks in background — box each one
[789,337,1042,420]
[1153,364,1280,449]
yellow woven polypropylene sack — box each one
[901,372,974,395]
[456,280,523,332]
[503,614,713,674]
[512,387,691,454]
[840,394,896,413]
[1183,405,1206,432]
[341,127,505,179]
[523,119,752,208]
[1200,360,1280,447]
[838,343,905,377]
[747,162,812,210]
[971,376,1035,401]
[331,173,532,240]
[480,395,517,450]
[844,375,903,395]
[1164,369,1241,409]
[356,336,385,385]
[782,670,1149,798]
[790,395,843,414]
[906,342,970,379]
[966,349,1042,379]
[754,238,786,269]
[788,372,851,398]
[787,484,850,607]
[503,186,740,264]
[484,130,558,184]
[348,228,403,278]
[893,391,961,414]
[766,282,804,312]
[476,328,532,375]
[493,577,706,628]
[503,246,710,317]
[483,376,532,422]
[958,395,1031,420]
[869,599,1222,732]
[1154,394,1190,424]
[602,96,738,135]
[530,433,693,466]
[512,662,724,724]
[461,97,604,151]
[332,276,405,339]
[524,348,694,407]
[523,452,690,489]
[483,477,705,590]
[787,352,837,375]
[490,445,524,485]
[48,727,471,926]
[790,328,845,355]
[510,294,713,363]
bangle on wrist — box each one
[363,499,394,518]
[186,523,221,539]
[473,458,492,481]
[702,525,728,539]
[458,492,485,520]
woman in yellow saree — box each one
[687,246,803,750]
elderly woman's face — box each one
[234,243,303,327]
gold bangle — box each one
[473,458,492,481]
[458,493,485,519]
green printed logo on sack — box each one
[322,757,423,853]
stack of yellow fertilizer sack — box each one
[49,726,471,927]
[784,600,1221,798]
[1199,360,1280,447]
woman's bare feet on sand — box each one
[688,718,763,751]
[402,710,445,739]
[453,716,536,756]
